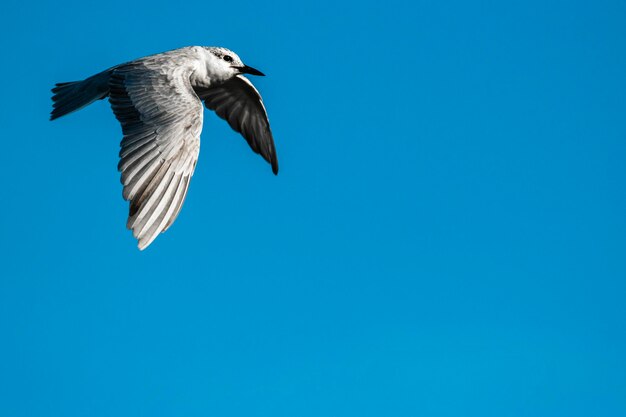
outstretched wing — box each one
[109,62,202,250]
[197,75,278,174]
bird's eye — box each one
[223,55,233,63]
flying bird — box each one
[51,46,278,250]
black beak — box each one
[238,65,265,76]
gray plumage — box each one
[51,46,277,250]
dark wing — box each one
[109,62,203,250]
[197,75,278,174]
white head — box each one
[203,47,265,82]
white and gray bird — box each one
[51,46,277,250]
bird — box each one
[50,46,278,250]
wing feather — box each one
[109,62,202,250]
[197,75,278,174]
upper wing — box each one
[109,62,203,250]
[197,75,278,174]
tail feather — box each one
[50,70,113,120]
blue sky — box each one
[1,0,625,416]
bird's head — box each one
[205,47,265,82]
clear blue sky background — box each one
[0,0,624,416]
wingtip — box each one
[137,237,151,251]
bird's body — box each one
[51,46,277,250]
